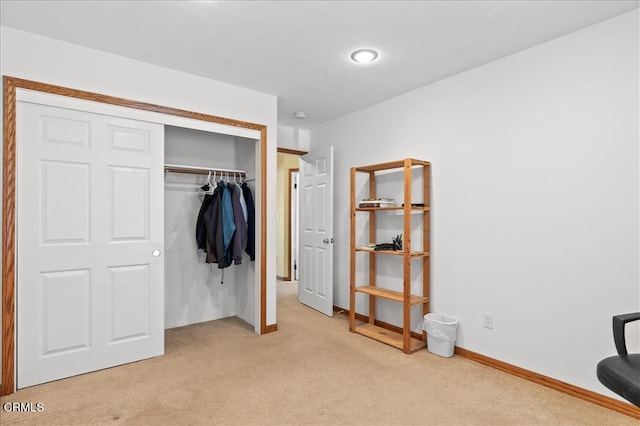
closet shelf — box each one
[355,206,430,212]
[354,323,426,352]
[355,247,430,257]
[355,286,428,305]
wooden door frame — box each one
[2,76,270,396]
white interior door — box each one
[298,146,334,316]
[16,101,165,388]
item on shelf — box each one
[374,243,395,251]
[359,197,396,208]
[401,203,425,207]
[362,197,395,202]
[392,234,403,251]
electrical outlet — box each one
[482,312,494,329]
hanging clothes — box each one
[206,185,225,266]
[196,176,254,268]
[195,183,225,266]
[237,182,248,227]
[236,182,248,251]
[241,182,255,261]
[195,193,215,252]
[220,180,236,268]
[229,183,247,265]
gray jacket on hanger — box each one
[229,183,247,264]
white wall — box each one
[235,135,259,326]
[277,125,311,152]
[0,26,279,336]
[313,10,639,399]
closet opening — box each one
[164,126,258,331]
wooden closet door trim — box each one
[2,77,18,398]
[1,76,271,396]
[260,126,269,335]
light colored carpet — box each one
[0,281,634,425]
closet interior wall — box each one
[164,125,257,330]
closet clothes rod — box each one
[164,163,247,177]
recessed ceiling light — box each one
[350,48,379,64]
[294,111,307,119]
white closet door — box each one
[16,101,165,388]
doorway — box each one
[275,150,304,282]
[290,169,299,282]
[275,146,334,318]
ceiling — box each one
[1,1,638,127]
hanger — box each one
[210,171,216,193]
[205,171,216,194]
[201,171,212,192]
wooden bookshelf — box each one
[349,158,431,354]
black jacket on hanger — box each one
[195,184,229,267]
[195,194,215,252]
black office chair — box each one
[596,312,640,407]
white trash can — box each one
[423,313,458,357]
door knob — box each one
[152,249,161,257]
[323,238,329,244]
